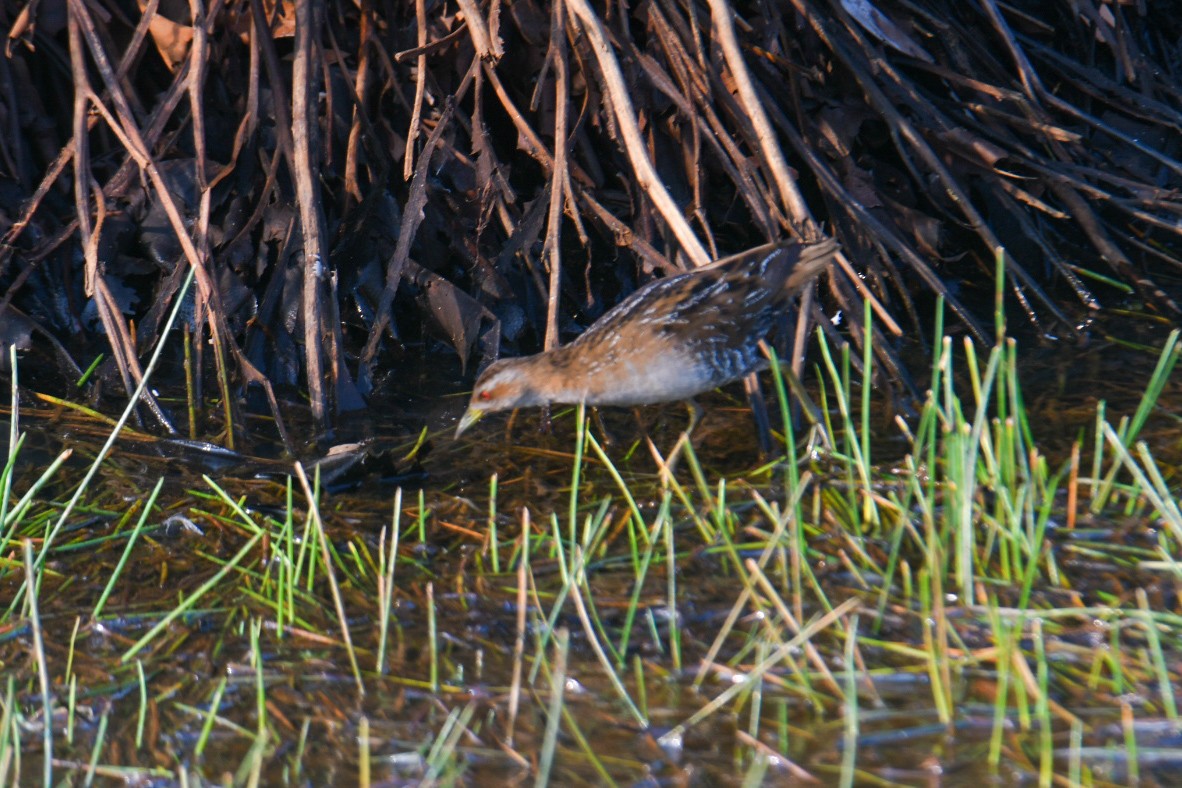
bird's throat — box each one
[513,346,593,405]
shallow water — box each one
[2,317,1181,785]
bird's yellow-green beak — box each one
[455,407,484,438]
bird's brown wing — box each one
[652,242,838,383]
[568,240,838,380]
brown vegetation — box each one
[1,0,1179,445]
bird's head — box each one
[454,357,546,437]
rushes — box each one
[3,298,1182,782]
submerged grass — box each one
[1,296,1182,784]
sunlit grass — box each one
[1,294,1180,783]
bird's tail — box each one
[781,237,840,293]
[700,236,840,297]
[730,237,838,297]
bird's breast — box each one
[551,347,715,406]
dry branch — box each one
[1,0,1179,442]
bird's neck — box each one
[515,346,587,404]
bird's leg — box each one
[743,374,773,456]
[645,401,698,441]
[629,405,651,435]
[684,399,703,436]
[504,408,520,443]
[591,406,615,446]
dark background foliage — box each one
[1,0,1179,447]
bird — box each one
[454,238,840,438]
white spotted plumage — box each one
[455,239,839,436]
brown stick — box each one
[543,0,569,352]
[404,0,428,182]
[706,0,811,233]
[455,0,503,60]
[292,0,328,427]
[69,7,164,427]
[70,0,292,449]
[566,0,709,266]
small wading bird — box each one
[454,238,840,438]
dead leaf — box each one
[841,0,934,63]
[406,260,485,373]
[136,0,193,71]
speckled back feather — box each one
[560,238,839,386]
[455,238,840,433]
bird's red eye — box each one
[478,390,491,401]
